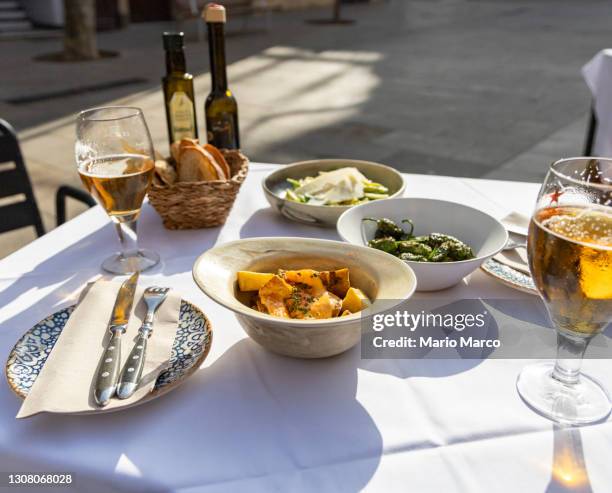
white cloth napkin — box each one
[583,49,612,157]
[17,279,181,418]
[500,211,530,237]
[493,212,530,274]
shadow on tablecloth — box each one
[239,207,342,241]
[2,338,383,492]
[0,207,224,344]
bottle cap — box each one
[163,32,184,51]
[203,3,226,23]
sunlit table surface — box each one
[1,163,610,493]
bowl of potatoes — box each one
[193,237,417,358]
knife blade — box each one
[94,272,139,406]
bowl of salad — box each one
[263,159,405,227]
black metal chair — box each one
[55,185,96,226]
[0,119,95,240]
[0,119,45,236]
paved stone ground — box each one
[1,0,611,257]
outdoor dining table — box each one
[0,163,610,492]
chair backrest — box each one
[0,119,45,237]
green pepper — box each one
[365,217,475,263]
[428,233,461,248]
[397,240,432,257]
[399,252,427,262]
[429,242,452,262]
[412,235,430,244]
[363,218,405,239]
[444,239,475,260]
[401,219,415,238]
[368,237,398,254]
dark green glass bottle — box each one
[203,4,240,149]
[162,32,198,150]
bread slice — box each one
[179,137,199,147]
[170,141,181,163]
[170,138,198,162]
[179,138,199,153]
[201,146,226,181]
[154,159,177,185]
[171,137,199,162]
[204,143,231,179]
[178,146,219,182]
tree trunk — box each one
[333,0,342,22]
[63,0,99,60]
[117,0,131,29]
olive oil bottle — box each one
[203,4,240,149]
[162,32,198,149]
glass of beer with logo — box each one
[76,106,160,274]
[517,157,611,424]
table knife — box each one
[94,272,139,407]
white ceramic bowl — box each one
[337,198,508,291]
[193,237,417,358]
[263,159,406,227]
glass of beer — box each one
[517,157,612,424]
[76,107,160,274]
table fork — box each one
[502,238,527,251]
[116,287,169,400]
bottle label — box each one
[169,91,196,142]
[206,113,238,149]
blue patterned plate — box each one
[5,300,212,405]
[481,258,538,295]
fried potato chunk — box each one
[258,275,293,318]
[320,268,350,298]
[244,267,365,320]
[237,271,275,291]
[285,283,314,319]
[282,269,326,295]
[307,292,342,319]
[341,287,370,313]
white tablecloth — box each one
[0,164,610,493]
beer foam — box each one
[542,208,612,248]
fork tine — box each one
[144,286,170,296]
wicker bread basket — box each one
[148,149,249,229]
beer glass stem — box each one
[552,332,589,386]
[115,219,139,259]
